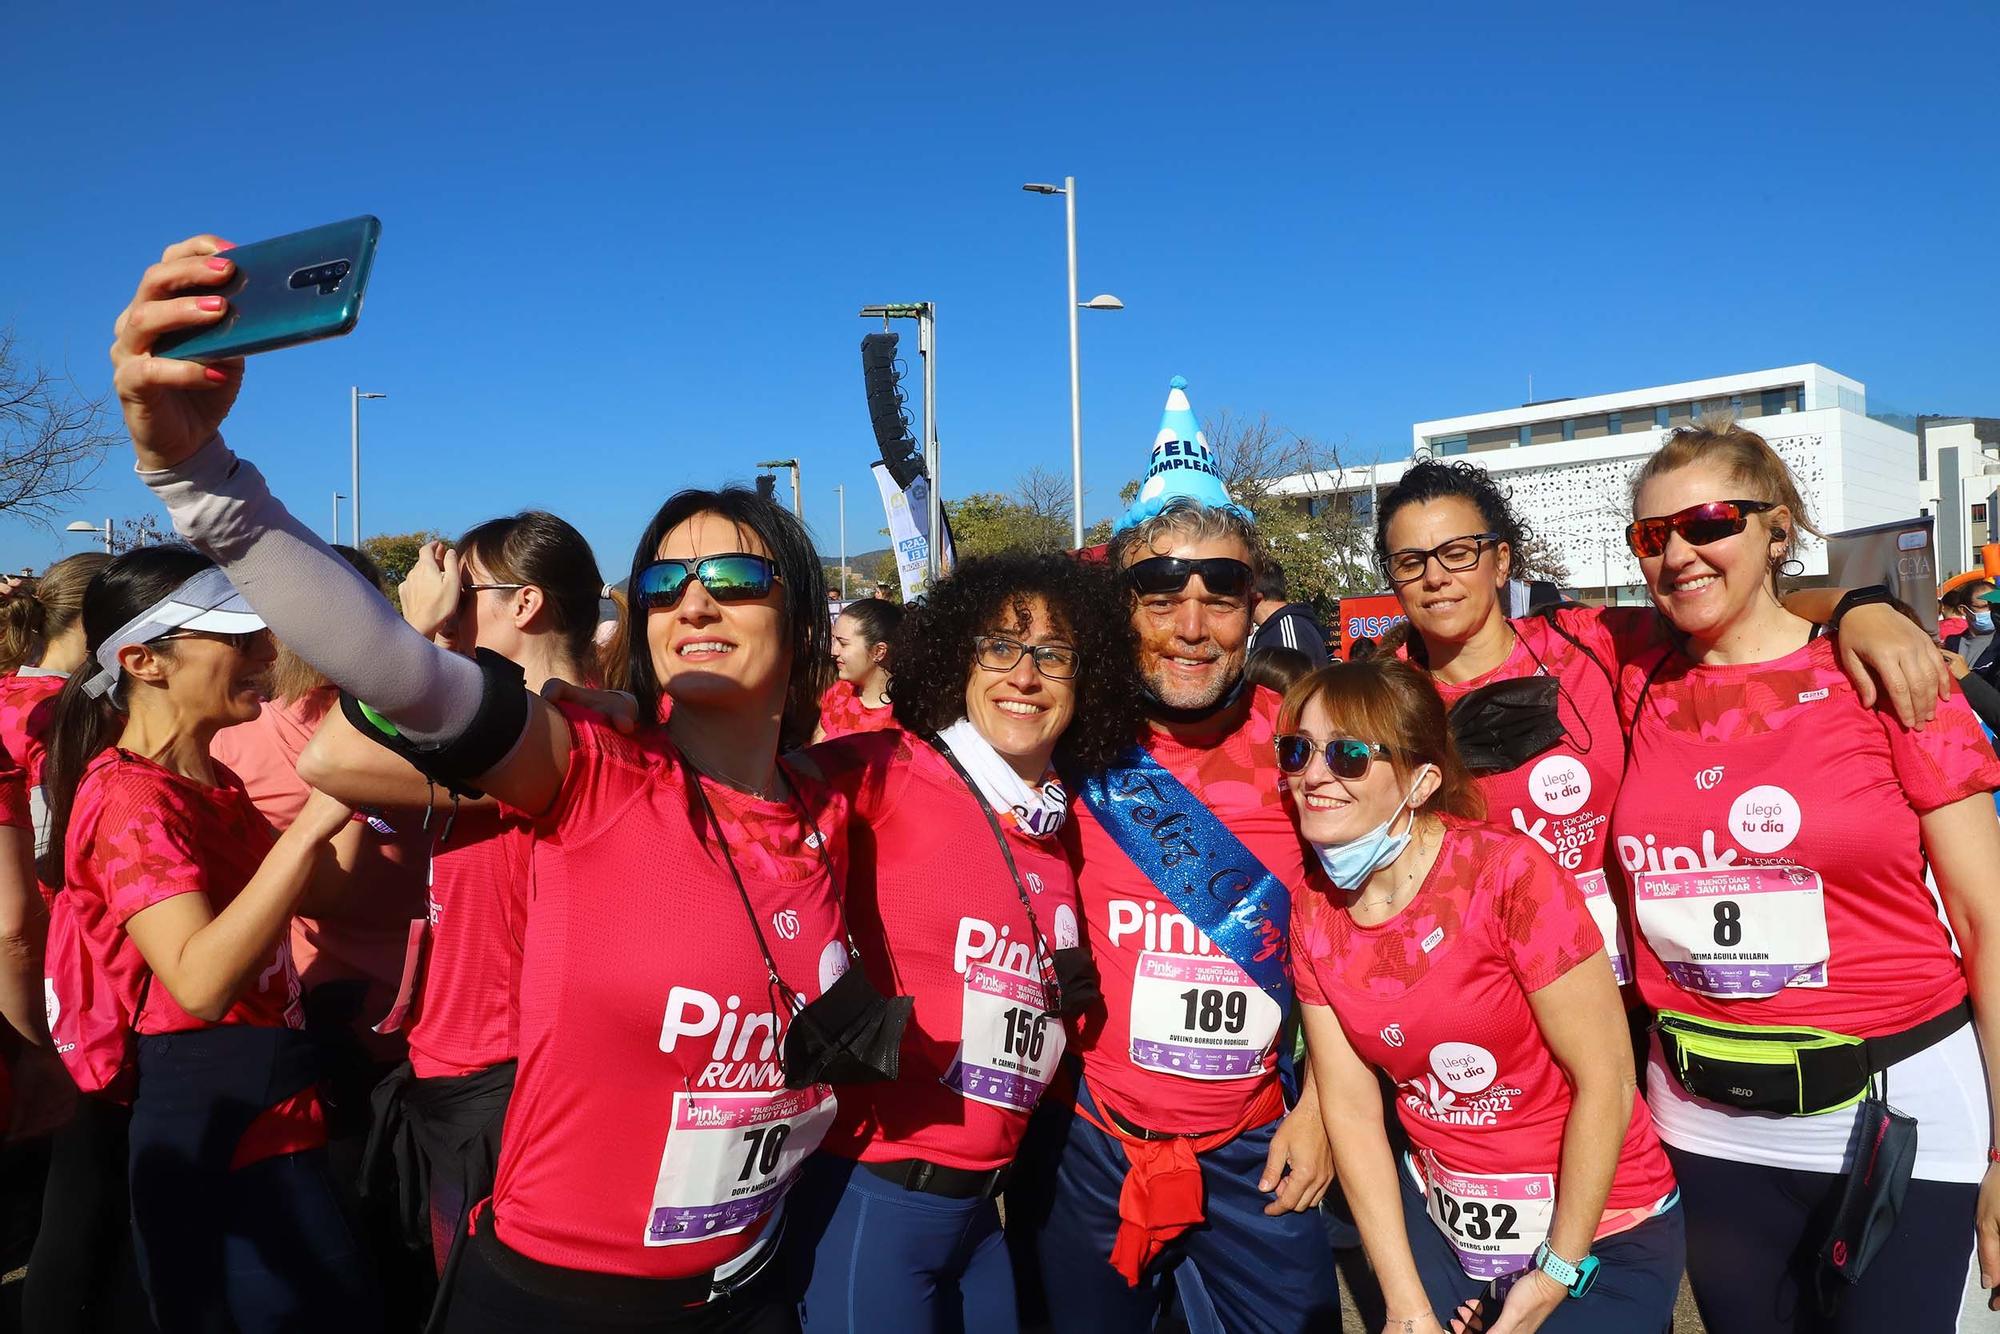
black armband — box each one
[1826,584,1894,633]
[338,648,529,799]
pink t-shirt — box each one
[1292,821,1676,1277]
[1069,687,1312,1135]
[1412,607,1665,984]
[1611,635,2000,1036]
[66,750,298,1034]
[407,805,530,1079]
[808,730,1081,1169]
[817,680,896,741]
[488,710,850,1277]
[61,748,324,1162]
[0,669,64,793]
[211,692,428,1019]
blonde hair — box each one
[1630,423,1819,569]
[0,553,110,675]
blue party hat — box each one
[1116,376,1247,531]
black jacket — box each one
[1250,602,1331,667]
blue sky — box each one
[4,2,1996,576]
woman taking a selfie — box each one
[1611,425,2000,1333]
[1284,659,1682,1334]
[112,233,897,1333]
[40,545,376,1333]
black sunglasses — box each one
[632,553,780,611]
[1625,500,1777,559]
[1384,532,1501,585]
[1273,733,1394,778]
[1125,556,1253,599]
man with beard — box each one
[1020,378,1340,1334]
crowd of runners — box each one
[0,233,1992,1334]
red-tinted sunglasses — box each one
[1625,499,1777,559]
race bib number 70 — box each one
[645,1086,834,1247]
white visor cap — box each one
[82,566,266,699]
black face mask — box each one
[1052,947,1101,1018]
[781,963,914,1090]
[1448,675,1566,775]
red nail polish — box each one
[203,367,228,383]
[206,256,231,271]
[197,296,224,312]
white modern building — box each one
[1275,364,1919,598]
[1919,416,2000,578]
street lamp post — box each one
[333,493,346,543]
[350,387,386,546]
[65,518,113,553]
[755,460,802,518]
[1023,178,1124,546]
[835,483,847,601]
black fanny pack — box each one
[1656,1001,1969,1116]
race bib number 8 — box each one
[1418,1150,1554,1280]
[1634,864,1828,998]
[646,1087,835,1247]
[946,962,1066,1112]
[1129,951,1281,1081]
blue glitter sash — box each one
[1079,745,1292,1002]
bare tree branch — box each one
[1203,412,1378,612]
[0,329,118,529]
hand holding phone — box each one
[153,216,380,364]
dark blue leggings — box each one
[1668,1145,1977,1334]
[128,1026,380,1333]
[1396,1168,1685,1333]
[1027,1080,1341,1334]
[782,1153,1016,1334]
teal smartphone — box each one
[155,216,381,363]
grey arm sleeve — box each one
[141,434,482,744]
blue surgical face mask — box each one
[1973,610,1994,634]
[1311,769,1433,892]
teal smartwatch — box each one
[1532,1241,1600,1298]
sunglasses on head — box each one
[1624,499,1777,559]
[1273,733,1394,778]
[1125,556,1253,599]
[632,553,779,611]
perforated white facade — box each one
[1274,366,1916,595]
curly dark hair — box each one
[890,553,1144,779]
[1374,458,1531,581]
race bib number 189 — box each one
[645,1087,834,1247]
[1128,951,1281,1081]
